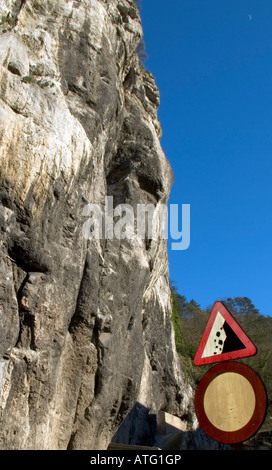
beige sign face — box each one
[195,362,267,444]
[203,372,256,432]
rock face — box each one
[0,0,195,449]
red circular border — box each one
[194,361,267,444]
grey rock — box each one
[0,0,195,449]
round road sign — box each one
[194,361,267,444]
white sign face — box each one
[201,312,227,358]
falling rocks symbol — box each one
[219,321,245,353]
[194,301,257,366]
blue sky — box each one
[140,0,272,316]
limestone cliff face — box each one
[0,0,194,449]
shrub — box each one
[171,287,186,355]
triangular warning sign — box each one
[194,301,257,366]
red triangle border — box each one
[194,301,257,366]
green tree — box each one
[170,286,186,355]
[222,296,260,317]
